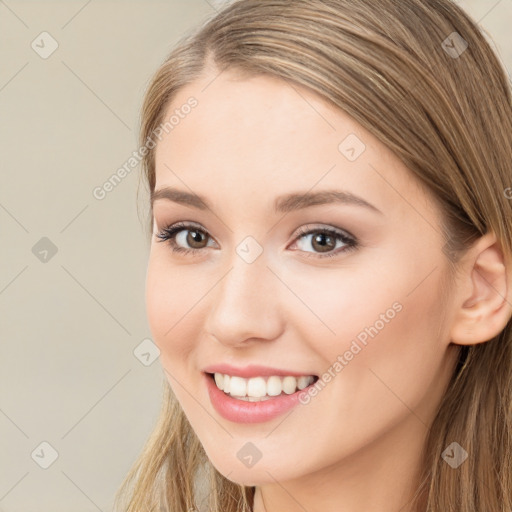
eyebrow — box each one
[151,187,383,215]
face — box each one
[146,68,461,486]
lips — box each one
[202,363,318,379]
[203,371,318,423]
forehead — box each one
[153,70,433,221]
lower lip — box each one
[204,373,315,424]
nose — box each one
[204,252,284,348]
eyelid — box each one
[155,221,216,246]
[155,220,359,259]
[288,223,358,257]
[292,223,356,240]
[154,221,354,241]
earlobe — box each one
[450,232,512,346]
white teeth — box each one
[212,373,315,400]
[297,376,311,390]
[214,372,224,390]
[266,376,282,396]
[229,376,247,397]
[247,377,266,397]
[282,376,297,394]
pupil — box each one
[189,230,204,247]
[314,233,334,252]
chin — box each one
[203,449,300,487]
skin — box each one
[145,66,511,512]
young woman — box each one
[114,1,512,510]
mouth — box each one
[206,372,320,402]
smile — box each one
[204,371,320,423]
[211,372,317,401]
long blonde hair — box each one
[114,1,512,510]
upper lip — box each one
[202,363,317,379]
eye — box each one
[290,224,358,259]
[155,221,359,259]
[155,221,215,256]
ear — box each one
[449,231,512,346]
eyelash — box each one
[155,221,359,259]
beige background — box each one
[0,1,510,510]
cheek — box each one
[278,260,402,359]
[294,239,444,356]
[317,261,450,430]
[145,254,205,412]
[145,252,197,367]
[288,248,449,397]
